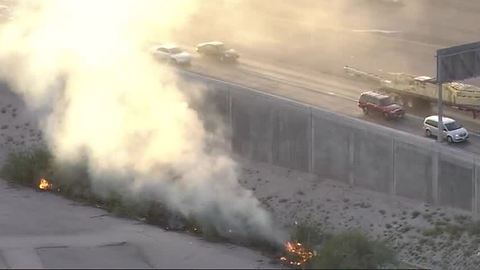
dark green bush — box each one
[51,158,92,201]
[0,147,53,186]
[308,231,396,269]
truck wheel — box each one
[425,129,431,137]
[362,107,368,115]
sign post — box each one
[436,55,443,142]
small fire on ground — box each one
[280,241,314,267]
[38,178,53,190]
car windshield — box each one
[445,121,462,131]
[379,97,394,106]
[169,47,183,54]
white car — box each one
[423,115,469,143]
[151,45,192,66]
[195,41,239,62]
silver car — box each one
[423,115,469,143]
[151,44,192,66]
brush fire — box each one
[38,178,53,191]
[279,241,314,267]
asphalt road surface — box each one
[0,180,280,269]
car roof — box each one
[414,76,435,83]
[360,91,390,99]
[424,115,455,124]
[157,44,180,50]
[197,41,224,47]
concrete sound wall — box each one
[394,140,433,203]
[437,149,475,211]
[230,89,311,172]
[182,71,480,217]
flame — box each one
[38,178,52,190]
[280,241,314,266]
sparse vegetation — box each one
[411,210,420,219]
[353,201,371,208]
[422,227,443,237]
[307,230,396,269]
[454,214,470,224]
[466,221,480,236]
[421,221,476,240]
[398,225,411,234]
[422,213,433,220]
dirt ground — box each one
[237,158,480,270]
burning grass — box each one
[280,241,314,267]
[38,178,53,190]
[278,224,397,269]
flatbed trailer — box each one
[344,65,480,118]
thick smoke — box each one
[0,0,284,243]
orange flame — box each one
[38,178,52,190]
[280,241,314,266]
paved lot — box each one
[0,180,279,269]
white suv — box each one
[423,115,469,143]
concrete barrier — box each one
[181,70,480,216]
[353,129,394,194]
[312,112,351,183]
[438,151,475,211]
[229,89,311,172]
[230,90,274,164]
[394,141,433,203]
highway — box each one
[163,0,480,155]
[172,54,480,155]
[5,0,480,154]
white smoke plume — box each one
[0,0,284,243]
